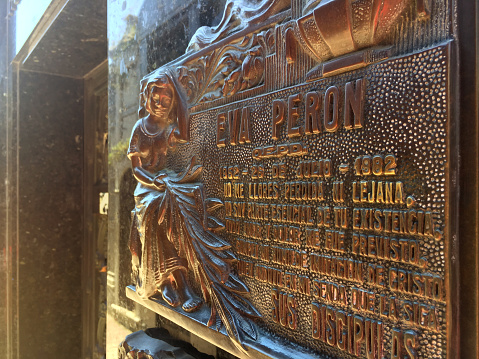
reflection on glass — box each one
[15,0,53,54]
[107,0,145,50]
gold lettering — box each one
[344,79,365,129]
[228,108,241,145]
[238,106,251,143]
[216,112,226,147]
[324,86,339,132]
[287,93,302,137]
[305,91,321,134]
[272,99,285,140]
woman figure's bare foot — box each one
[173,270,202,313]
[159,280,180,308]
[181,287,203,313]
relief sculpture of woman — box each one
[128,70,260,347]
[127,72,204,312]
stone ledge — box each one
[126,286,320,359]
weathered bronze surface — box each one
[126,0,453,358]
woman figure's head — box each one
[139,69,190,142]
[144,75,175,126]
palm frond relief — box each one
[161,158,261,348]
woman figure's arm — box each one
[130,156,166,190]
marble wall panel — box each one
[17,71,83,358]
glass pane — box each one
[15,0,53,54]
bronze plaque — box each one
[126,1,453,358]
